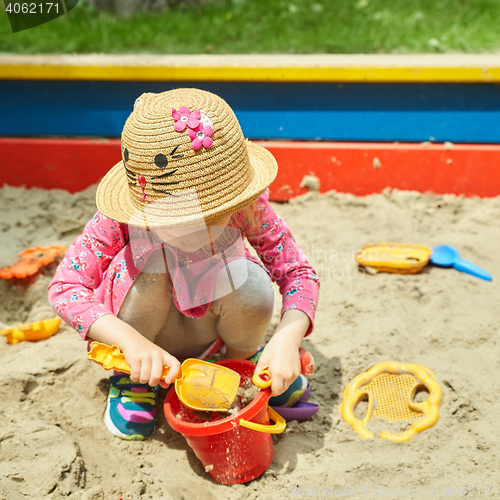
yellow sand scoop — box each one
[340,362,442,443]
[1,318,61,344]
[87,342,241,412]
[356,243,432,274]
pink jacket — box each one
[48,190,320,339]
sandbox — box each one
[0,183,499,499]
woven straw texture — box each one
[96,88,278,228]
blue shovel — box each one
[430,245,492,281]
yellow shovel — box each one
[87,342,241,412]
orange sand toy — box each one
[340,362,442,443]
[355,242,432,274]
[0,245,66,279]
[0,318,61,344]
[87,342,241,412]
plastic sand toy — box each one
[431,244,492,281]
[252,348,320,421]
[0,245,66,279]
[355,243,432,274]
[298,347,315,376]
[0,318,61,344]
[252,347,315,389]
[164,359,286,485]
[87,342,241,412]
[340,362,442,443]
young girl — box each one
[48,88,320,440]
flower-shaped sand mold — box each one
[340,362,442,443]
[0,245,66,279]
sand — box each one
[0,184,499,500]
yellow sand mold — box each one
[356,242,432,274]
[1,318,61,344]
[340,361,442,443]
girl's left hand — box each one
[254,309,310,396]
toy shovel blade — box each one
[174,359,241,412]
[87,342,240,412]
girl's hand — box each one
[88,314,180,389]
[254,309,310,396]
[121,334,181,389]
[254,332,301,396]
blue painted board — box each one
[1,81,499,142]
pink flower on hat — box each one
[172,106,201,132]
[189,123,214,150]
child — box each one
[48,88,320,440]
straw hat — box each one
[96,88,278,228]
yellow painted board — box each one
[1,65,500,83]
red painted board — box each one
[0,138,122,193]
[264,142,500,201]
[1,138,499,199]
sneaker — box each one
[269,373,308,408]
[247,348,308,408]
[246,347,264,364]
[105,374,158,440]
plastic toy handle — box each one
[253,369,272,389]
[239,407,286,434]
[116,359,172,382]
[96,354,173,381]
[87,342,172,380]
[252,349,313,390]
[453,258,492,281]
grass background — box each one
[0,0,499,54]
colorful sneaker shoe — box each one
[246,347,264,364]
[269,373,308,408]
[105,374,157,440]
[246,348,308,408]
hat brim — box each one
[96,141,278,228]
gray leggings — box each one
[118,260,274,360]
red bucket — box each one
[163,359,285,484]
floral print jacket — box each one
[48,190,320,340]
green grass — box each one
[1,0,500,54]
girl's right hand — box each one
[121,335,181,389]
[88,314,180,389]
